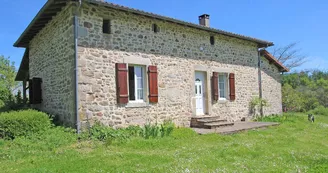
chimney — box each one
[199,14,210,27]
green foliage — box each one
[0,110,52,139]
[0,55,17,109]
[1,113,328,172]
[250,96,269,117]
[86,120,175,144]
[282,70,328,112]
[308,106,328,116]
[160,120,174,137]
[15,90,23,105]
[255,113,297,123]
[282,84,305,112]
[141,121,174,139]
[88,122,130,144]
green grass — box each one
[1,113,328,172]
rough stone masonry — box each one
[27,2,282,128]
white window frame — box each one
[128,65,146,103]
[218,73,229,100]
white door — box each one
[195,79,204,115]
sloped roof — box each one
[260,50,289,72]
[14,0,274,48]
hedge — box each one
[0,109,52,139]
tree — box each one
[282,84,305,112]
[0,55,17,107]
[271,42,307,70]
[15,90,23,105]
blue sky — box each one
[1,0,327,71]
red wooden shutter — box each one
[148,66,158,103]
[229,73,236,101]
[116,63,129,104]
[32,78,42,104]
[212,72,219,101]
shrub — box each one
[142,123,160,139]
[255,113,296,123]
[250,96,269,117]
[88,122,130,144]
[0,109,52,139]
[160,120,174,137]
[141,121,174,139]
[86,121,175,144]
[309,106,328,116]
[124,125,143,137]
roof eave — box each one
[14,0,55,48]
[260,50,289,73]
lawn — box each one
[1,113,328,172]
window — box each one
[103,19,111,34]
[219,74,228,99]
[128,65,145,102]
[152,24,159,33]
[210,36,215,45]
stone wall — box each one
[261,57,283,115]
[76,3,283,127]
[29,4,76,127]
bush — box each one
[86,121,175,144]
[255,113,296,123]
[309,106,328,116]
[140,121,174,139]
[0,109,52,139]
[88,122,130,144]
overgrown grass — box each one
[1,113,328,172]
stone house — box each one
[14,0,288,129]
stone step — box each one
[191,116,221,121]
[191,118,227,128]
[203,122,235,129]
[197,119,227,123]
[190,116,221,128]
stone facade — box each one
[29,4,76,126]
[261,57,283,115]
[76,3,282,128]
[27,2,282,128]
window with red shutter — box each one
[212,72,219,102]
[116,63,129,104]
[148,65,158,103]
[229,73,236,101]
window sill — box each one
[218,99,229,104]
[125,102,150,108]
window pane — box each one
[137,77,143,88]
[135,67,143,78]
[219,74,226,99]
[199,85,201,94]
[220,90,225,98]
[195,85,197,94]
[219,75,225,82]
[134,66,144,100]
[137,89,143,100]
[219,83,225,90]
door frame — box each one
[193,71,208,116]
